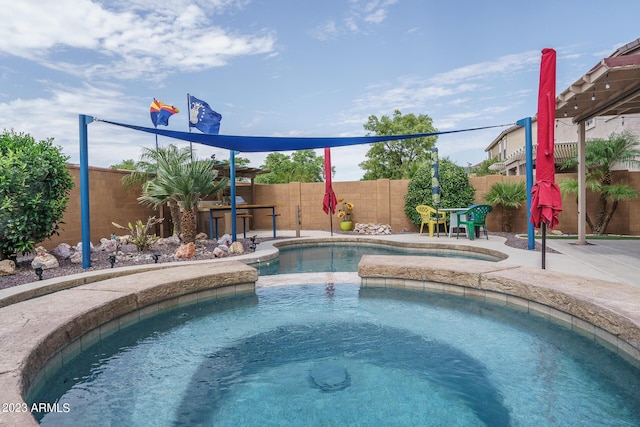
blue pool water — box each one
[33,285,640,426]
[255,243,500,275]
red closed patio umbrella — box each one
[530,48,563,268]
[322,147,338,235]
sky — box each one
[1,0,639,181]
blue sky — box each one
[1,0,639,181]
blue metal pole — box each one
[230,150,237,242]
[79,114,93,268]
[516,117,535,250]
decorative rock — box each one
[156,235,180,245]
[218,234,232,246]
[98,238,118,252]
[353,223,392,235]
[229,241,244,255]
[0,260,16,276]
[76,241,94,253]
[174,242,195,259]
[50,243,73,259]
[70,251,83,264]
[195,232,208,241]
[213,247,228,258]
[31,252,60,270]
[550,229,564,236]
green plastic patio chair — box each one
[456,204,492,240]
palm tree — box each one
[139,159,228,244]
[484,181,526,232]
[559,131,640,234]
[121,145,192,237]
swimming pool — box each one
[255,241,501,275]
[32,284,640,426]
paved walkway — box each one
[249,229,640,287]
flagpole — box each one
[186,93,193,161]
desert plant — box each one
[121,145,193,237]
[0,130,74,260]
[112,216,164,252]
[138,160,228,244]
[484,181,526,232]
[404,158,475,227]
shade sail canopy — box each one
[556,39,640,122]
[96,119,509,153]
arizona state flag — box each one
[150,99,179,127]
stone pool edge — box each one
[358,255,640,368]
[0,261,257,427]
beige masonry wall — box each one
[44,167,640,248]
[45,165,156,248]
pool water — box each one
[33,285,640,426]
[255,243,499,275]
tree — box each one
[359,110,438,180]
[109,159,138,170]
[468,157,500,177]
[0,130,74,260]
[255,150,325,183]
[122,145,193,237]
[484,181,526,232]
[404,158,475,227]
[559,131,640,234]
[138,159,228,244]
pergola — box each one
[555,38,640,243]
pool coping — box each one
[358,255,640,367]
[0,261,257,427]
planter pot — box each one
[339,221,353,232]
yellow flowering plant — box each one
[337,198,354,222]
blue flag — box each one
[189,95,222,134]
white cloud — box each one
[311,0,398,40]
[0,0,276,82]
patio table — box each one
[439,208,468,238]
[198,204,279,240]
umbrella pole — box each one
[541,223,547,269]
[329,201,333,236]
[436,207,440,237]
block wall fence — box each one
[43,165,640,248]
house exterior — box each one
[484,115,640,175]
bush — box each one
[0,130,74,260]
[404,158,476,226]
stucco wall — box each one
[42,167,639,248]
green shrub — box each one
[404,158,476,226]
[0,130,74,260]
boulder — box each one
[76,241,95,253]
[195,232,208,241]
[174,242,195,259]
[157,235,180,245]
[70,251,83,264]
[50,243,73,259]
[31,253,60,270]
[98,238,118,252]
[229,241,244,255]
[0,260,16,276]
[218,234,232,246]
[213,247,228,258]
